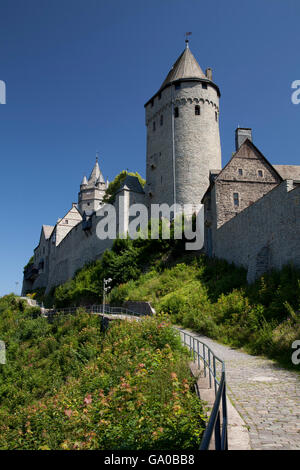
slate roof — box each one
[118,175,144,194]
[160,43,206,90]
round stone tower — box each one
[144,40,222,210]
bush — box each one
[0,297,206,450]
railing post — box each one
[208,349,212,388]
[203,344,206,377]
[213,356,217,396]
[214,411,221,450]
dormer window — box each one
[258,170,264,177]
[238,169,243,176]
[195,105,200,115]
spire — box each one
[160,44,206,90]
[81,176,88,186]
[88,156,105,185]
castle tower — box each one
[144,40,222,210]
[78,157,107,213]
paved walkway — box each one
[181,329,300,450]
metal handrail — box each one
[177,328,228,451]
[44,304,147,318]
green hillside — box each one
[0,295,206,450]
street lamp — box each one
[103,278,112,313]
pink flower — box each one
[64,409,72,418]
[84,394,92,405]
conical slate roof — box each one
[88,158,105,185]
[160,42,206,90]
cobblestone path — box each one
[181,329,300,450]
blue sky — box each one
[0,0,299,296]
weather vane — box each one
[185,32,192,42]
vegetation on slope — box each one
[33,228,300,368]
[0,295,206,450]
[108,256,300,368]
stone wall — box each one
[145,80,221,208]
[213,180,300,282]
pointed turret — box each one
[81,176,88,186]
[160,40,206,90]
[144,39,222,209]
[78,157,107,213]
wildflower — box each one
[64,409,72,418]
[170,372,177,380]
[84,394,92,405]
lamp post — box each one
[103,278,112,313]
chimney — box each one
[205,68,213,81]
[235,128,252,151]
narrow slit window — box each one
[153,121,156,131]
[195,105,200,115]
[160,115,163,126]
[174,107,179,118]
[233,193,239,207]
[215,111,218,121]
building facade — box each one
[22,41,300,295]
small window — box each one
[202,82,208,89]
[233,193,239,207]
[65,219,68,224]
[160,115,163,126]
[258,170,263,177]
[195,105,200,116]
[175,83,181,90]
[215,111,218,122]
[87,202,90,206]
[153,121,156,131]
[174,107,179,118]
[238,169,243,176]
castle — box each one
[22,40,300,295]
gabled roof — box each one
[42,225,54,240]
[215,139,283,182]
[201,139,283,203]
[273,165,300,181]
[160,43,206,90]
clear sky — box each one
[0,0,299,296]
